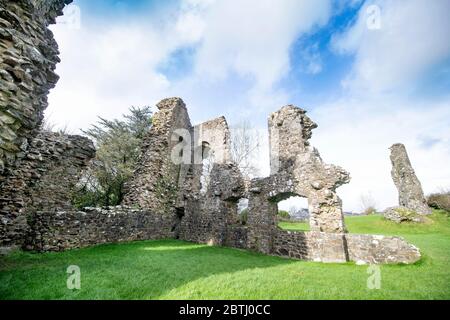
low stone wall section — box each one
[273,229,420,264]
[25,206,177,251]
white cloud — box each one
[300,43,323,75]
[175,0,333,122]
[309,96,450,212]
[46,0,450,214]
[47,0,333,132]
[247,95,450,212]
[47,2,208,132]
[194,0,331,88]
[332,0,450,93]
[47,24,168,131]
[319,0,450,211]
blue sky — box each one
[47,0,450,211]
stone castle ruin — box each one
[0,0,421,264]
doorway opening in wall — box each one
[274,193,309,231]
[200,141,214,194]
[172,207,185,239]
[237,198,249,225]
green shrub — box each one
[364,206,377,215]
[278,210,290,220]
[427,191,450,212]
[71,174,125,209]
[71,106,152,208]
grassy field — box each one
[0,210,449,300]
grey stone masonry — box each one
[273,230,420,264]
[267,105,350,233]
[0,132,95,247]
[122,97,192,216]
[25,206,175,252]
[390,143,431,214]
[0,0,72,182]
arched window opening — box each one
[237,198,249,225]
[272,193,309,231]
[200,142,215,194]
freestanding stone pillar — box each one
[389,143,431,214]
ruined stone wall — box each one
[30,0,72,24]
[194,116,232,164]
[345,233,421,264]
[244,106,420,264]
[177,195,235,245]
[246,177,278,254]
[0,131,95,247]
[25,206,175,251]
[123,97,192,216]
[0,0,72,180]
[179,162,245,245]
[247,182,351,262]
[267,106,350,233]
[25,205,248,252]
[247,105,350,256]
[224,225,248,249]
[0,1,424,265]
[0,92,421,265]
[178,113,246,246]
[389,143,431,214]
[272,230,420,264]
[273,230,344,262]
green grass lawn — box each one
[1,210,449,300]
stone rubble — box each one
[383,206,425,223]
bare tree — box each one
[230,120,262,179]
[359,192,377,215]
[289,205,298,217]
[427,187,450,212]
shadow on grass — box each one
[0,239,295,300]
